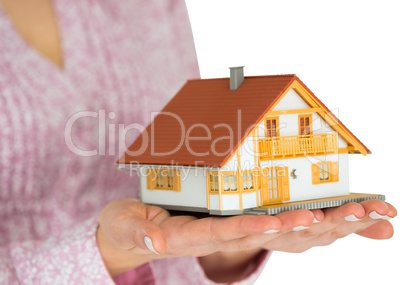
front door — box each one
[260,166,290,205]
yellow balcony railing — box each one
[258,133,338,160]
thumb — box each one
[129,214,167,255]
[99,200,168,255]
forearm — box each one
[3,217,114,284]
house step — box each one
[243,208,269,215]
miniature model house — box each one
[118,67,383,215]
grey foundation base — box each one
[146,193,385,216]
[244,193,386,215]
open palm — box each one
[97,199,396,276]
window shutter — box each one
[281,166,290,201]
[146,168,155,190]
[173,170,181,191]
[311,164,320,184]
[253,168,260,190]
[260,168,269,204]
[331,162,339,182]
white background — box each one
[186,0,401,284]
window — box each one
[207,170,258,193]
[319,163,330,181]
[156,170,164,187]
[242,171,254,190]
[147,167,181,191]
[265,118,279,137]
[299,115,312,136]
[222,173,238,192]
[209,172,219,193]
[312,161,339,184]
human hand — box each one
[257,199,396,253]
[96,198,285,276]
[96,198,282,276]
[96,199,396,277]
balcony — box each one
[258,132,338,160]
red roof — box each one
[118,74,369,167]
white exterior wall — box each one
[260,153,350,202]
[209,195,219,210]
[243,192,258,208]
[209,192,258,211]
[140,166,207,209]
[224,135,258,171]
[217,136,259,211]
[274,89,309,110]
[221,195,240,210]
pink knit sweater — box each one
[0,0,268,283]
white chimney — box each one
[229,66,244,90]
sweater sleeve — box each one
[0,217,114,285]
[150,250,271,285]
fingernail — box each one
[313,218,321,224]
[369,211,388,220]
[144,236,159,254]
[344,214,361,222]
[264,229,280,234]
[293,226,309,231]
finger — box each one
[359,200,398,221]
[125,215,166,254]
[359,199,391,220]
[287,204,366,248]
[257,210,322,253]
[310,209,325,223]
[208,215,282,241]
[313,202,384,243]
[385,202,398,217]
[275,209,315,231]
[105,202,169,255]
[314,203,367,240]
[323,202,366,222]
[164,214,282,248]
[355,220,394,239]
[182,215,282,254]
[322,200,397,240]
[211,210,317,252]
